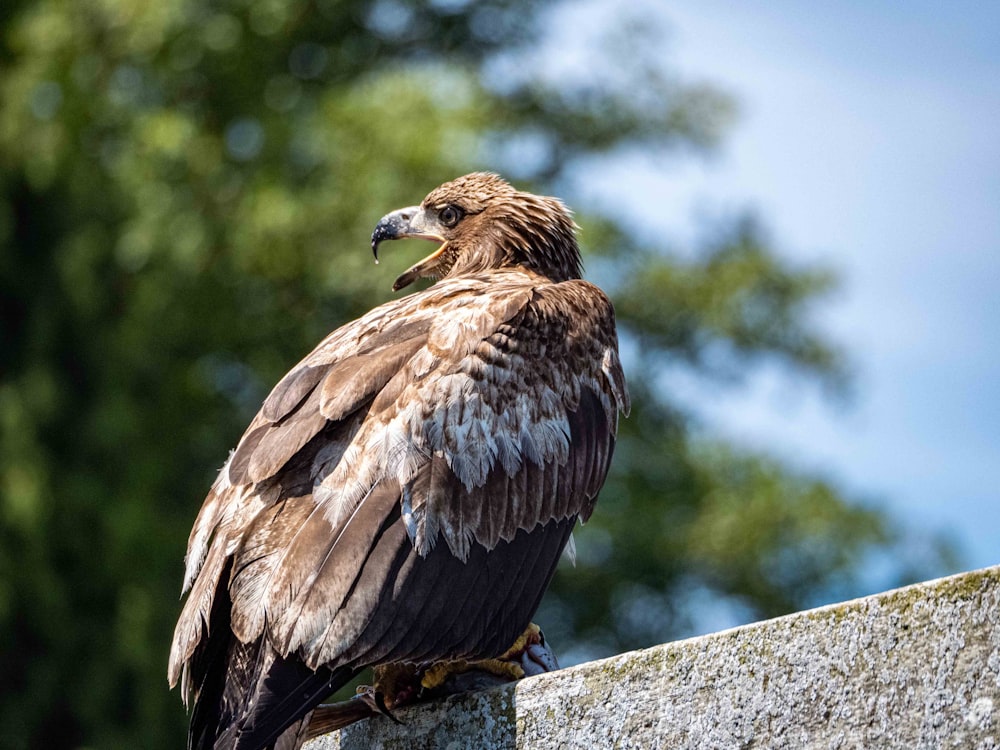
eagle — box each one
[168,172,630,749]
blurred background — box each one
[1,0,996,746]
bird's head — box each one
[371,172,582,291]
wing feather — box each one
[265,479,402,657]
[246,390,328,484]
[319,336,426,422]
[262,365,327,423]
[228,497,315,644]
[227,425,270,487]
[169,535,228,691]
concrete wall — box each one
[306,565,1000,749]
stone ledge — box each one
[306,565,1000,749]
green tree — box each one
[0,1,954,747]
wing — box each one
[168,271,628,743]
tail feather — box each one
[227,660,358,750]
[185,559,359,750]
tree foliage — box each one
[0,1,954,746]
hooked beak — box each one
[371,206,449,292]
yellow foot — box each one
[420,656,522,691]
[421,622,557,690]
[499,621,543,660]
[307,623,560,737]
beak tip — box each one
[371,206,418,256]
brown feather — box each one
[318,336,425,422]
[267,479,402,658]
[247,389,328,484]
[228,497,315,644]
[227,425,270,487]
[261,365,327,423]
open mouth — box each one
[391,239,449,291]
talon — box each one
[355,685,403,725]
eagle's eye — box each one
[438,205,463,228]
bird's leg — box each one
[306,624,559,737]
[420,622,559,691]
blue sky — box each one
[565,2,1000,574]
